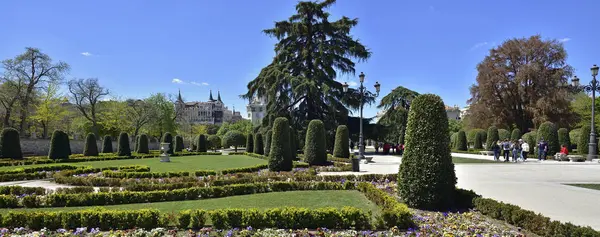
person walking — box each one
[521,140,529,161]
[502,139,511,162]
[492,140,501,161]
[538,139,548,161]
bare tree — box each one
[2,48,69,134]
[68,78,109,137]
[126,98,156,137]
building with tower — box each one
[246,95,267,126]
[176,90,241,125]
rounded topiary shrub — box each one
[455,130,467,151]
[83,133,99,156]
[208,135,221,152]
[264,130,272,156]
[197,134,207,152]
[450,132,457,149]
[0,128,22,159]
[304,119,327,165]
[268,117,293,171]
[222,131,245,152]
[289,126,297,159]
[578,125,591,155]
[522,132,536,152]
[174,135,184,152]
[102,136,113,153]
[485,126,499,151]
[117,132,131,157]
[254,133,264,155]
[137,134,149,154]
[473,131,483,149]
[558,128,571,151]
[398,94,456,210]
[569,129,580,149]
[478,129,487,145]
[246,133,254,153]
[467,129,480,147]
[161,132,174,155]
[536,121,559,155]
[498,129,510,141]
[511,128,521,141]
[48,130,70,160]
[333,125,350,158]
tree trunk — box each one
[42,121,47,139]
[92,120,99,138]
[234,145,238,152]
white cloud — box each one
[347,81,358,87]
[81,52,93,57]
[189,81,209,86]
[202,82,209,86]
[559,38,571,43]
[172,78,185,84]
[470,42,488,51]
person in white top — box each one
[521,140,529,161]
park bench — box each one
[479,151,494,156]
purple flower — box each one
[246,226,253,231]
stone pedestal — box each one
[160,143,171,162]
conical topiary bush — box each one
[304,119,327,165]
[161,132,174,155]
[102,135,113,153]
[0,128,22,159]
[254,133,264,155]
[117,132,131,157]
[485,126,499,151]
[246,133,254,153]
[83,133,99,156]
[197,134,207,152]
[333,125,350,158]
[49,130,70,160]
[137,134,149,154]
[268,117,293,171]
[264,130,272,156]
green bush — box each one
[264,130,272,156]
[485,126,499,151]
[558,128,571,151]
[450,132,457,149]
[510,128,521,141]
[48,130,70,160]
[333,125,350,158]
[268,117,293,171]
[174,135,184,152]
[246,133,254,153]
[455,130,467,151]
[578,125,591,155]
[304,120,327,165]
[478,129,487,145]
[197,134,207,152]
[102,136,113,153]
[191,135,198,151]
[222,131,245,152]
[569,128,581,149]
[83,133,98,156]
[467,129,483,145]
[161,132,174,155]
[473,131,483,149]
[208,135,221,152]
[357,182,413,229]
[498,129,510,140]
[289,127,297,159]
[117,132,131,157]
[254,133,264,155]
[0,128,22,159]
[398,94,456,210]
[536,122,559,155]
[522,132,536,151]
[137,134,149,154]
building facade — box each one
[176,90,241,125]
[246,96,267,126]
[446,105,461,120]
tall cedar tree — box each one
[83,133,99,156]
[243,0,371,136]
[398,94,456,210]
[0,128,22,159]
[102,135,113,153]
[246,133,254,153]
[467,35,575,131]
[377,86,420,143]
[333,125,350,158]
[161,132,174,155]
[268,117,293,171]
[254,133,264,155]
[117,132,131,157]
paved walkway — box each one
[321,153,600,230]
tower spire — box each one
[209,90,214,101]
[217,90,222,102]
[177,89,183,103]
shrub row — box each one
[474,197,600,237]
[0,186,45,196]
[102,170,191,179]
[356,182,413,229]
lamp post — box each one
[343,72,381,165]
[569,64,600,161]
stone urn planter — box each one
[160,143,171,162]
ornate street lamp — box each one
[343,72,381,171]
[568,64,600,161]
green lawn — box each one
[565,183,600,191]
[0,190,380,215]
[0,155,267,172]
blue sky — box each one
[1,0,599,118]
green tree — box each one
[455,130,467,151]
[558,128,571,151]
[485,126,499,151]
[571,93,600,128]
[125,99,156,138]
[254,133,264,155]
[99,100,132,138]
[207,135,221,152]
[83,133,98,156]
[377,86,420,143]
[117,132,131,157]
[147,93,178,139]
[102,135,113,153]
[268,117,293,171]
[398,94,456,210]
[48,130,70,160]
[161,132,174,155]
[536,122,559,155]
[333,125,350,158]
[0,128,22,159]
[197,134,207,152]
[511,128,522,141]
[222,131,245,152]
[498,129,510,140]
[246,133,254,153]
[137,134,149,154]
[30,82,69,138]
[68,78,109,138]
[570,129,581,148]
[304,120,327,165]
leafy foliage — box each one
[222,131,245,152]
[137,134,149,154]
[246,133,254,153]
[48,130,70,160]
[264,130,272,156]
[578,125,591,155]
[398,94,456,210]
[558,128,571,151]
[536,122,559,155]
[377,86,420,143]
[0,128,22,159]
[498,129,510,141]
[333,125,350,158]
[253,133,264,155]
[207,135,221,152]
[268,117,293,171]
[511,128,521,141]
[117,132,131,157]
[83,133,98,156]
[522,132,536,151]
[102,135,113,153]
[455,130,467,151]
[216,120,253,137]
[304,120,327,165]
[161,132,174,155]
[473,131,483,149]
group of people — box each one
[374,142,404,155]
[491,139,531,162]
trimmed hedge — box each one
[498,129,510,141]
[246,133,254,153]
[48,130,70,160]
[268,117,293,171]
[536,122,559,155]
[253,133,264,155]
[174,135,184,152]
[207,135,221,152]
[357,182,413,229]
[304,120,327,165]
[137,134,149,154]
[578,125,591,155]
[83,133,98,156]
[455,130,467,151]
[558,128,571,151]
[473,131,483,149]
[478,129,487,145]
[522,132,536,152]
[485,126,499,151]
[264,130,272,156]
[117,132,131,157]
[197,134,207,152]
[102,136,113,153]
[333,125,350,158]
[511,128,521,141]
[399,94,456,211]
[0,128,22,159]
[161,132,174,155]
